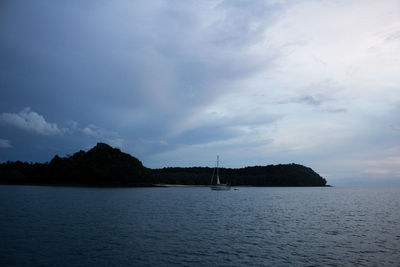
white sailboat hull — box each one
[210,184,231,190]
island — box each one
[0,143,327,187]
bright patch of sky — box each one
[1,0,399,185]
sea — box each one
[0,185,399,266]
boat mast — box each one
[216,155,220,184]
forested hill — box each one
[0,143,152,186]
[0,143,327,187]
[153,164,327,186]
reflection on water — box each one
[0,186,399,266]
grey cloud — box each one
[131,110,281,159]
[385,30,400,42]
[291,95,348,113]
[214,0,284,46]
[170,112,281,146]
[323,108,347,113]
[282,79,344,107]
[277,87,347,112]
[295,95,322,106]
[171,126,237,146]
[0,108,63,135]
[216,112,282,128]
[276,95,324,106]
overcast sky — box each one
[1,0,399,185]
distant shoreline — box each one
[0,182,330,188]
[0,143,328,187]
[153,184,331,188]
[152,184,209,187]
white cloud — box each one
[0,107,124,148]
[0,139,12,148]
[0,107,62,135]
[82,125,99,137]
[259,0,400,104]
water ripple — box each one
[0,186,399,266]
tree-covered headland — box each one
[0,143,327,187]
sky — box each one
[1,0,399,185]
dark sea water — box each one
[0,186,399,266]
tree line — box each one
[0,143,327,187]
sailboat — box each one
[210,155,231,190]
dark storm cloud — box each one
[0,0,283,161]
